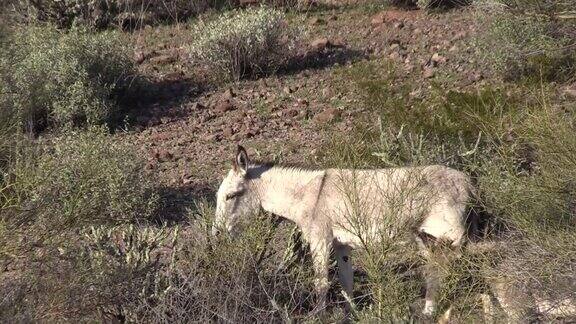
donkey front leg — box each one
[309,234,331,313]
[335,243,354,314]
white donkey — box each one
[213,146,473,317]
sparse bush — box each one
[0,126,162,321]
[416,0,471,9]
[189,6,301,81]
[0,26,135,132]
[475,1,576,80]
[9,126,158,231]
[384,0,471,9]
[12,0,220,29]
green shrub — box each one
[0,26,135,132]
[189,7,301,81]
[9,126,158,230]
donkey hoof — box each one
[422,302,435,317]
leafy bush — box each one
[0,26,135,132]
[189,6,301,81]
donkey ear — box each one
[233,145,249,174]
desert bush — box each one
[475,1,576,81]
[11,0,223,29]
[384,0,471,9]
[97,201,317,323]
[189,6,301,81]
[0,125,163,321]
[0,26,135,132]
[8,126,158,232]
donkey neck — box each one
[250,165,326,226]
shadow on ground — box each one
[154,182,216,224]
[282,46,367,76]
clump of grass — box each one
[189,6,301,81]
[0,26,135,132]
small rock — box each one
[563,83,576,98]
[222,126,234,138]
[423,67,435,79]
[149,54,175,65]
[393,21,404,29]
[134,51,146,64]
[389,52,401,60]
[431,53,447,64]
[390,43,400,51]
[371,14,384,27]
[191,102,206,110]
[222,88,235,100]
[311,38,330,51]
[309,17,326,25]
[214,99,235,114]
[330,37,346,48]
[313,108,341,125]
[155,149,173,162]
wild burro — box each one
[213,145,474,318]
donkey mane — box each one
[246,161,321,180]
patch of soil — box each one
[123,3,486,210]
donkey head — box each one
[213,145,260,236]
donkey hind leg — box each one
[335,244,354,315]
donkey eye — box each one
[225,191,242,201]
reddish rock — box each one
[155,149,173,162]
[311,38,330,51]
[564,84,576,98]
[149,54,175,65]
[222,126,234,138]
[431,53,447,64]
[423,67,435,79]
[313,108,341,125]
[371,14,385,27]
[214,99,234,114]
[309,17,326,25]
[330,37,346,48]
[134,51,146,64]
